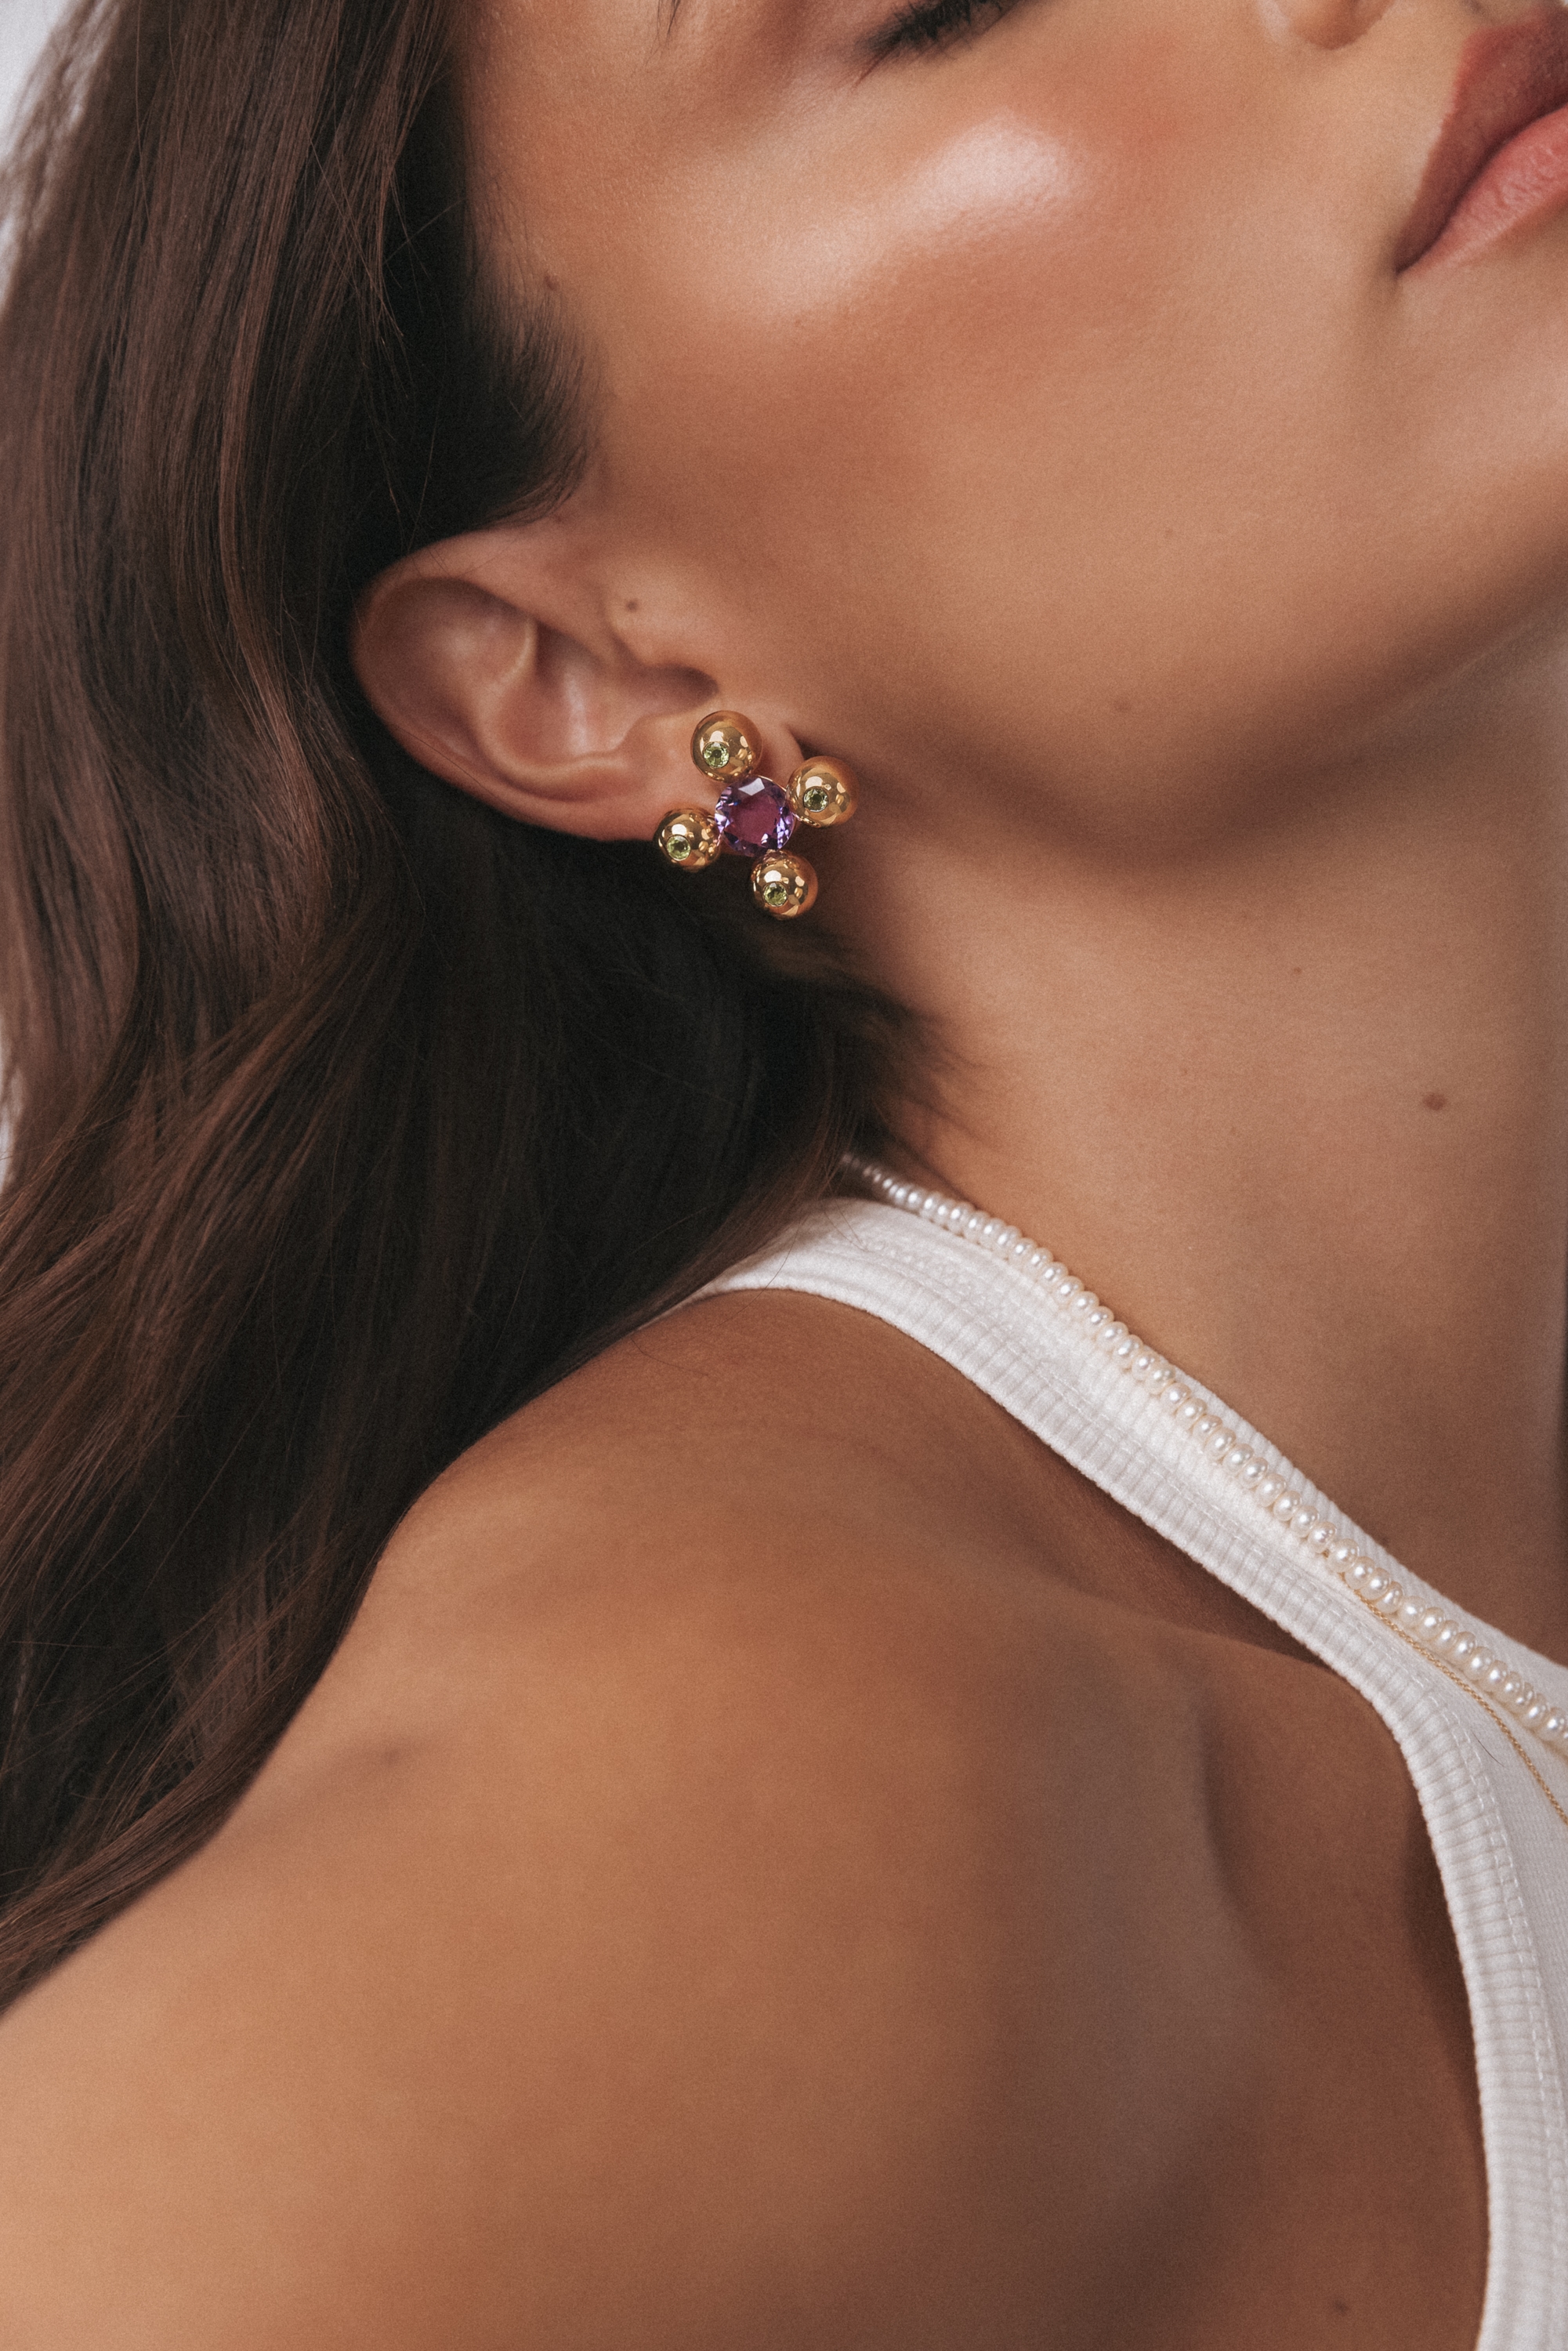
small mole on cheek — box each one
[543,272,559,292]
[625,600,639,613]
[1422,1091,1448,1112]
[1113,696,1132,714]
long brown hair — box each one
[0,0,892,2009]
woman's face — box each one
[464,0,1568,848]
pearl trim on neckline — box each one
[848,1157,1568,1776]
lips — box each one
[1396,6,1568,271]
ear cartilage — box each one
[654,710,857,920]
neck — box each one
[847,648,1568,1657]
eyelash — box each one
[868,0,1014,59]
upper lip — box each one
[1396,6,1568,270]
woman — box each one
[0,0,1563,2338]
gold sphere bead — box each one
[751,850,818,919]
[655,806,721,870]
[690,710,762,784]
[786,755,858,828]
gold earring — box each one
[655,712,858,920]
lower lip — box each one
[1414,101,1568,271]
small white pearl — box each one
[864,1171,1568,1758]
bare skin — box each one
[0,1298,1485,2347]
[357,0,1568,1650]
[2,0,1565,2340]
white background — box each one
[0,0,71,151]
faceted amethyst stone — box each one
[714,777,795,860]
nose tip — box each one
[1272,0,1567,53]
[1266,0,1398,50]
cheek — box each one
[606,139,1344,794]
[581,60,1368,757]
[592,98,1211,666]
[516,27,1568,831]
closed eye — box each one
[866,0,1019,61]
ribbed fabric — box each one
[700,1198,1568,2351]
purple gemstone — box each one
[714,777,795,859]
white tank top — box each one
[702,1186,1568,2351]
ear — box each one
[349,520,799,842]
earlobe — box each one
[349,544,724,842]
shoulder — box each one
[0,1290,1232,2348]
[289,1284,1182,1886]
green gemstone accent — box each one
[700,740,727,770]
[803,784,829,813]
[668,836,691,860]
[763,878,789,906]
